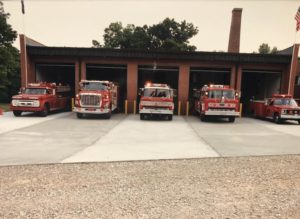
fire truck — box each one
[10,82,71,117]
[139,83,175,120]
[74,80,118,119]
[249,94,300,124]
[193,84,240,122]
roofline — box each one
[26,46,292,64]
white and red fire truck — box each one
[139,83,175,120]
[10,82,71,117]
[193,84,240,122]
[249,94,300,124]
[74,80,118,119]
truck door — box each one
[265,99,274,117]
[47,89,57,110]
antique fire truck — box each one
[139,83,175,120]
[74,80,118,119]
[193,84,240,122]
[249,94,300,124]
[10,82,71,117]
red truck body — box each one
[250,94,300,124]
[193,84,240,122]
[74,80,119,119]
[10,82,71,117]
[139,83,175,120]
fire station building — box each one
[19,8,300,114]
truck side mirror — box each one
[138,88,144,96]
[264,99,269,106]
[19,87,25,94]
[172,89,177,97]
[235,92,241,99]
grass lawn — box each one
[0,103,10,112]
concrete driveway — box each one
[0,112,300,166]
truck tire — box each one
[76,113,83,119]
[200,114,206,122]
[228,117,235,123]
[40,104,49,117]
[13,110,22,117]
[167,115,173,121]
[104,112,111,119]
[298,120,300,125]
[273,113,281,124]
[140,114,145,120]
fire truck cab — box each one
[10,82,71,117]
[139,83,175,120]
[193,84,240,122]
[250,94,300,124]
[74,80,119,119]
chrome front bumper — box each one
[205,110,240,116]
[73,107,110,114]
[139,108,173,115]
[280,114,300,120]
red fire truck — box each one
[139,83,175,120]
[193,84,240,122]
[249,94,300,124]
[74,80,118,119]
[10,82,71,117]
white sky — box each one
[2,0,300,52]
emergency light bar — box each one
[209,84,229,88]
[272,94,292,98]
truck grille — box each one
[80,94,101,107]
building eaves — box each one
[27,46,292,64]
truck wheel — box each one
[167,115,173,121]
[298,120,300,125]
[40,104,49,117]
[76,113,83,119]
[273,114,281,124]
[200,114,206,122]
[140,114,145,120]
[104,112,111,119]
[228,117,235,123]
[13,110,22,117]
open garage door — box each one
[36,63,75,96]
[189,67,231,112]
[241,70,281,114]
[86,64,127,112]
[138,65,179,113]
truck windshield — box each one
[143,88,170,98]
[80,82,108,91]
[208,90,235,99]
[273,98,298,106]
[24,88,47,95]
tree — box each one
[258,43,278,54]
[0,1,20,102]
[93,18,198,51]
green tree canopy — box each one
[0,1,20,102]
[93,18,199,51]
[258,43,278,54]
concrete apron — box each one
[0,111,71,135]
[62,115,219,163]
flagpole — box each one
[21,0,27,86]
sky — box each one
[2,0,300,53]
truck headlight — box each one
[281,109,287,114]
[33,100,40,107]
[12,99,19,106]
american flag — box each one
[295,7,300,31]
